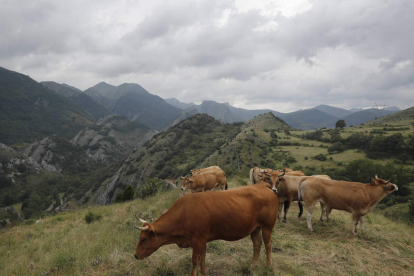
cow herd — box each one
[133,165,398,275]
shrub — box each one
[123,185,135,201]
[313,154,327,161]
[328,142,345,154]
[16,163,27,173]
[136,178,170,199]
[54,250,77,271]
[85,211,102,224]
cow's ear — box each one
[149,225,156,237]
[369,178,376,186]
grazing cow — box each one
[249,167,273,185]
[309,175,332,221]
[298,175,398,235]
[182,171,227,193]
[191,166,221,175]
[267,173,331,222]
[134,183,279,276]
[181,176,190,191]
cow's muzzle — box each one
[134,254,139,260]
[393,184,398,191]
[272,188,278,193]
[181,187,185,191]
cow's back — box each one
[300,178,371,212]
[176,184,278,241]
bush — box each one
[136,178,170,199]
[16,163,27,173]
[85,211,102,224]
[313,154,327,161]
[54,250,77,271]
[123,185,134,201]
[328,142,345,154]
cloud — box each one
[0,0,413,112]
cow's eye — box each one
[141,238,146,243]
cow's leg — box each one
[200,249,207,275]
[359,216,365,231]
[320,202,326,221]
[283,201,290,223]
[250,227,262,268]
[191,239,207,276]
[326,206,332,221]
[261,227,273,267]
[305,203,315,231]
[352,213,360,235]
[278,203,283,220]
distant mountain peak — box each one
[312,104,352,118]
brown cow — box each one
[183,171,227,193]
[267,173,330,222]
[298,175,398,235]
[249,167,273,185]
[134,183,279,276]
[191,166,221,175]
[181,176,190,191]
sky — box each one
[1,0,413,113]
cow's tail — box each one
[249,168,254,185]
[225,181,228,190]
[297,177,306,218]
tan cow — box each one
[249,167,273,185]
[181,176,190,191]
[298,175,398,235]
[191,166,221,175]
[183,171,227,193]
[267,173,331,222]
[134,183,279,276]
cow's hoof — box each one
[282,219,287,223]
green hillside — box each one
[0,67,94,145]
[93,114,242,204]
[201,112,292,176]
[370,106,414,124]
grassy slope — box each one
[1,178,413,276]
[115,114,241,185]
[279,115,414,171]
[200,112,292,176]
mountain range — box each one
[0,66,402,146]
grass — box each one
[1,178,413,276]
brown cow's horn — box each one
[279,169,286,177]
[134,225,149,231]
[375,175,379,180]
[135,215,148,224]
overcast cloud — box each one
[0,0,413,112]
